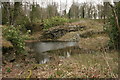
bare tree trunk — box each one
[60,0,62,17]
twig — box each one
[26,70,32,80]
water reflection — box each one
[27,41,78,64]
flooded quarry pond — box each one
[26,41,79,64]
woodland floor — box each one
[2,19,119,78]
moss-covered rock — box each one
[2,38,13,48]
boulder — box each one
[2,38,13,48]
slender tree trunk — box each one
[108,3,120,32]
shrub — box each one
[104,16,120,49]
[15,15,30,33]
[26,22,43,33]
[3,26,29,54]
[43,16,69,29]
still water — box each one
[27,41,78,64]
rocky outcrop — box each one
[41,29,68,40]
[40,25,86,40]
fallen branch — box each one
[26,70,32,80]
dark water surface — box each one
[26,41,78,64]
